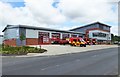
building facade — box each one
[2,22,112,46]
[70,22,111,44]
[0,35,3,44]
[2,25,84,46]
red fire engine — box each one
[84,37,91,45]
[84,38,97,45]
[92,39,97,45]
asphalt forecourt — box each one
[7,45,117,57]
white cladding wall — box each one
[26,29,82,39]
[89,30,111,40]
[0,37,3,44]
[4,28,19,40]
[26,29,59,38]
[26,29,38,38]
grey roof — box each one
[69,22,111,31]
[2,25,85,34]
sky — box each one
[0,0,119,35]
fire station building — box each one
[2,25,84,46]
[69,22,111,44]
[2,22,111,46]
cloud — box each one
[58,0,118,23]
[111,26,118,35]
[0,0,118,35]
[24,0,66,24]
[58,0,118,35]
[0,0,66,35]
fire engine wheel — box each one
[80,44,83,47]
[80,44,86,47]
[63,43,66,45]
[73,44,76,46]
[84,44,86,47]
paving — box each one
[26,45,118,57]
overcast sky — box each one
[0,0,119,35]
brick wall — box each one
[26,38,51,45]
[4,39,16,46]
[4,38,51,46]
[26,38,39,45]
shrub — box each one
[1,45,47,55]
[27,47,47,53]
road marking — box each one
[41,68,48,71]
[41,68,45,70]
[41,64,60,71]
[56,65,60,67]
[92,55,98,57]
[103,68,118,75]
[76,59,80,62]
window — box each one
[99,25,103,29]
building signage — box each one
[92,32,107,38]
[89,30,111,40]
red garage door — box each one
[39,32,50,44]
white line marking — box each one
[41,68,47,71]
[76,59,80,61]
[92,55,98,57]
[56,65,60,67]
[41,65,60,71]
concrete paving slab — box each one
[26,45,118,57]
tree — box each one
[111,34,120,43]
[20,33,26,46]
[111,34,114,42]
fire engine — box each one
[84,37,91,45]
[92,39,97,45]
[59,39,69,45]
[84,38,97,45]
[69,37,86,47]
[50,37,60,44]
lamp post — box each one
[107,34,109,45]
[39,32,41,49]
